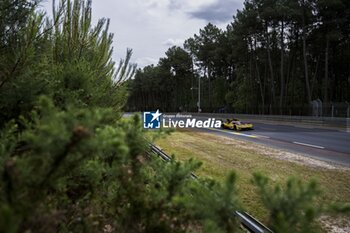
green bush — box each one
[0,98,242,232]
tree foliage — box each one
[127,0,350,115]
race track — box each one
[197,121,350,166]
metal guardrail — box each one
[148,143,273,233]
[235,211,273,233]
[149,143,198,179]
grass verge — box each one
[154,129,350,222]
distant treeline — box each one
[127,0,350,115]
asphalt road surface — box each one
[124,113,350,166]
[197,121,350,166]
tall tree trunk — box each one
[324,37,329,103]
[310,55,320,97]
[302,7,312,103]
[249,51,253,113]
[254,38,265,114]
[285,49,293,114]
[191,60,194,107]
[266,23,276,107]
[279,20,285,114]
[208,66,211,109]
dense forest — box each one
[127,0,350,116]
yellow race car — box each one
[221,118,253,131]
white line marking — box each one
[293,141,325,149]
[253,135,270,139]
[208,128,257,138]
[232,132,256,138]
